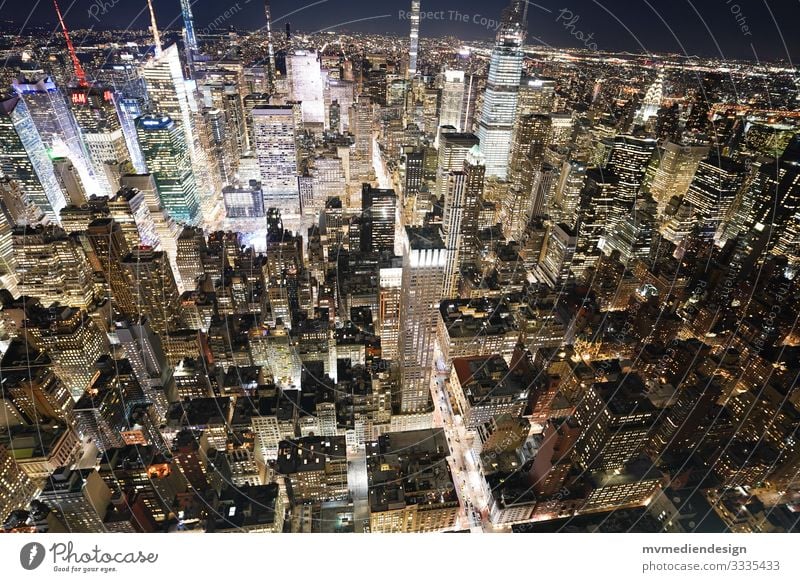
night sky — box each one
[4,0,799,62]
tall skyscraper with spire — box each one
[408,1,421,78]
[180,0,199,68]
[476,0,527,180]
[142,44,193,155]
[264,0,277,92]
[142,28,220,223]
[633,73,664,127]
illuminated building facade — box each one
[135,114,200,224]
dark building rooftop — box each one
[276,436,346,475]
[207,484,281,531]
[366,429,457,513]
[405,226,445,250]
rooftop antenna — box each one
[52,0,88,87]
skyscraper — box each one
[439,70,465,132]
[535,223,577,288]
[263,0,277,92]
[684,154,746,238]
[109,186,159,249]
[774,211,800,274]
[1,340,75,423]
[175,226,206,292]
[530,163,558,219]
[407,1,421,78]
[287,50,325,125]
[86,217,136,315]
[441,172,467,297]
[201,109,231,187]
[119,173,182,268]
[180,0,199,65]
[404,147,425,199]
[362,185,397,253]
[602,194,658,263]
[475,0,527,179]
[379,256,403,360]
[573,169,617,277]
[326,79,355,132]
[517,77,556,116]
[0,95,66,220]
[36,468,112,532]
[135,114,200,224]
[251,106,299,212]
[113,318,171,418]
[435,132,479,199]
[141,44,210,198]
[52,157,87,205]
[0,201,17,296]
[399,227,447,413]
[441,146,485,297]
[69,85,132,197]
[633,74,664,127]
[121,247,182,340]
[503,113,550,240]
[24,305,110,400]
[573,375,657,471]
[648,142,709,210]
[605,134,657,225]
[349,97,374,184]
[12,225,96,310]
[552,159,587,228]
[13,77,99,198]
[0,444,37,524]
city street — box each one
[430,357,493,532]
[346,446,370,533]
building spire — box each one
[147,0,162,58]
[52,0,88,87]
